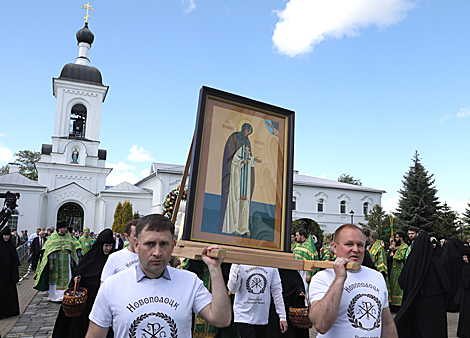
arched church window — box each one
[340,200,346,214]
[363,202,369,215]
[7,210,19,231]
[57,202,84,232]
[317,198,324,212]
[69,104,87,138]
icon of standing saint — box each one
[218,122,262,236]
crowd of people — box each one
[1,217,470,337]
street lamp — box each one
[350,210,354,224]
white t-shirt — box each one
[100,248,139,282]
[227,264,286,325]
[90,265,212,338]
[309,266,389,338]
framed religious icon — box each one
[183,86,294,252]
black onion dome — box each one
[76,23,94,45]
[59,63,103,85]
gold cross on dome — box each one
[81,2,94,24]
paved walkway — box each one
[0,271,462,338]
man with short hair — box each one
[79,228,95,255]
[405,226,419,259]
[308,224,397,337]
[389,231,408,311]
[86,214,231,338]
[101,220,139,283]
[294,228,319,290]
[31,230,47,271]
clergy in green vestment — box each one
[389,231,408,307]
[294,229,319,292]
[34,221,78,302]
[320,232,336,261]
[78,228,95,255]
[369,239,390,300]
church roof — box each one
[104,181,151,194]
[294,173,385,193]
[0,173,45,188]
[58,63,103,85]
[150,162,182,174]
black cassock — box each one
[456,246,470,338]
[441,238,464,312]
[395,231,450,338]
[52,229,115,338]
[0,226,20,318]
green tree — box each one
[133,211,141,219]
[359,204,399,247]
[121,201,134,229]
[434,202,459,239]
[112,202,123,233]
[15,150,41,180]
[0,165,9,175]
[463,202,470,227]
[292,218,324,242]
[396,151,439,234]
[338,173,362,186]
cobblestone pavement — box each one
[0,274,462,338]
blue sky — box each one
[1,0,469,215]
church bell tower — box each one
[37,16,112,195]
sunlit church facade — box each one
[0,23,384,236]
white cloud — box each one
[442,198,469,215]
[272,0,416,57]
[0,146,15,164]
[439,114,450,123]
[127,145,155,163]
[140,169,150,177]
[106,161,135,171]
[457,107,470,118]
[182,0,195,14]
[0,133,6,137]
[318,173,327,179]
[106,171,139,186]
[382,195,399,214]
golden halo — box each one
[237,120,255,134]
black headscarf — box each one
[68,228,115,290]
[395,231,450,336]
[431,238,444,258]
[0,225,20,283]
[459,246,470,289]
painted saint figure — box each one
[218,122,262,236]
[71,148,79,164]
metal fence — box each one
[16,242,32,284]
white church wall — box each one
[292,184,382,234]
[100,192,153,231]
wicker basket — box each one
[62,276,88,317]
[289,292,313,329]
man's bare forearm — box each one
[206,265,231,327]
[309,276,346,334]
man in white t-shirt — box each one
[100,220,139,284]
[228,264,288,337]
[309,224,397,338]
[86,214,231,338]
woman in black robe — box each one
[394,231,450,338]
[441,238,464,312]
[456,246,470,338]
[52,229,115,338]
[0,225,20,319]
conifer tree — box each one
[396,151,439,234]
[434,202,458,239]
[120,201,134,231]
[359,204,396,245]
[112,202,123,233]
[463,202,470,226]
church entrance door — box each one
[57,202,84,232]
